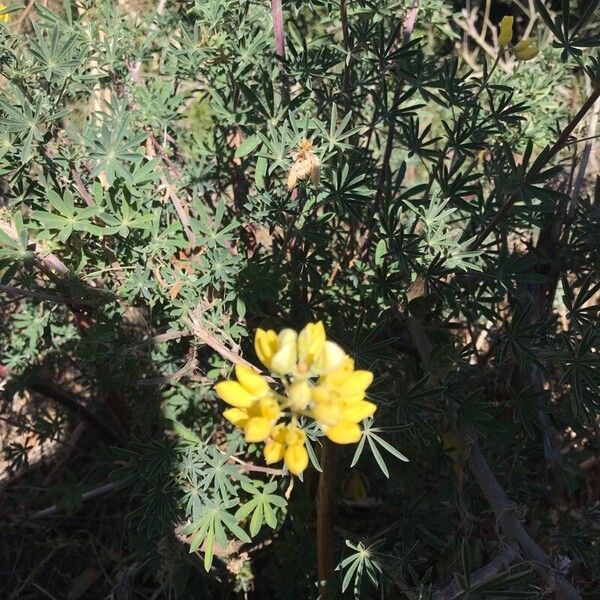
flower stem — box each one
[316,439,338,591]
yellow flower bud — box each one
[254,328,279,370]
[498,16,514,49]
[514,39,538,61]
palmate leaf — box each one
[561,274,600,330]
[351,418,409,478]
[183,498,251,571]
[30,189,103,242]
[235,480,287,536]
[338,540,383,598]
[81,113,147,185]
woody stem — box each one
[316,439,338,590]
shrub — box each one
[1,0,600,598]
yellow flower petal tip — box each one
[514,39,538,61]
[254,328,278,370]
[0,4,9,23]
[235,364,269,396]
[264,440,285,464]
[325,421,362,445]
[284,444,309,475]
[215,381,255,408]
[498,16,514,49]
[244,417,273,443]
[222,408,249,427]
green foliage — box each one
[1,0,600,598]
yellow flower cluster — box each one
[0,4,9,23]
[498,16,539,61]
[215,322,376,475]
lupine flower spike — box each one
[215,322,376,475]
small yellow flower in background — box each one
[514,39,539,61]
[498,16,514,48]
[496,16,539,62]
[287,138,320,191]
[216,321,376,475]
[342,469,368,500]
[0,4,9,23]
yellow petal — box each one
[223,407,249,427]
[288,380,311,412]
[264,440,285,464]
[235,364,270,396]
[257,397,281,421]
[215,381,256,408]
[254,328,278,370]
[342,400,377,423]
[244,417,273,442]
[498,16,513,48]
[325,421,362,444]
[312,401,342,427]
[278,328,298,346]
[284,444,309,475]
[311,385,330,404]
[270,423,288,444]
[271,342,297,375]
[284,425,306,446]
[298,321,326,365]
[318,341,346,374]
[336,370,373,396]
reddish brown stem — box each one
[316,440,338,590]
